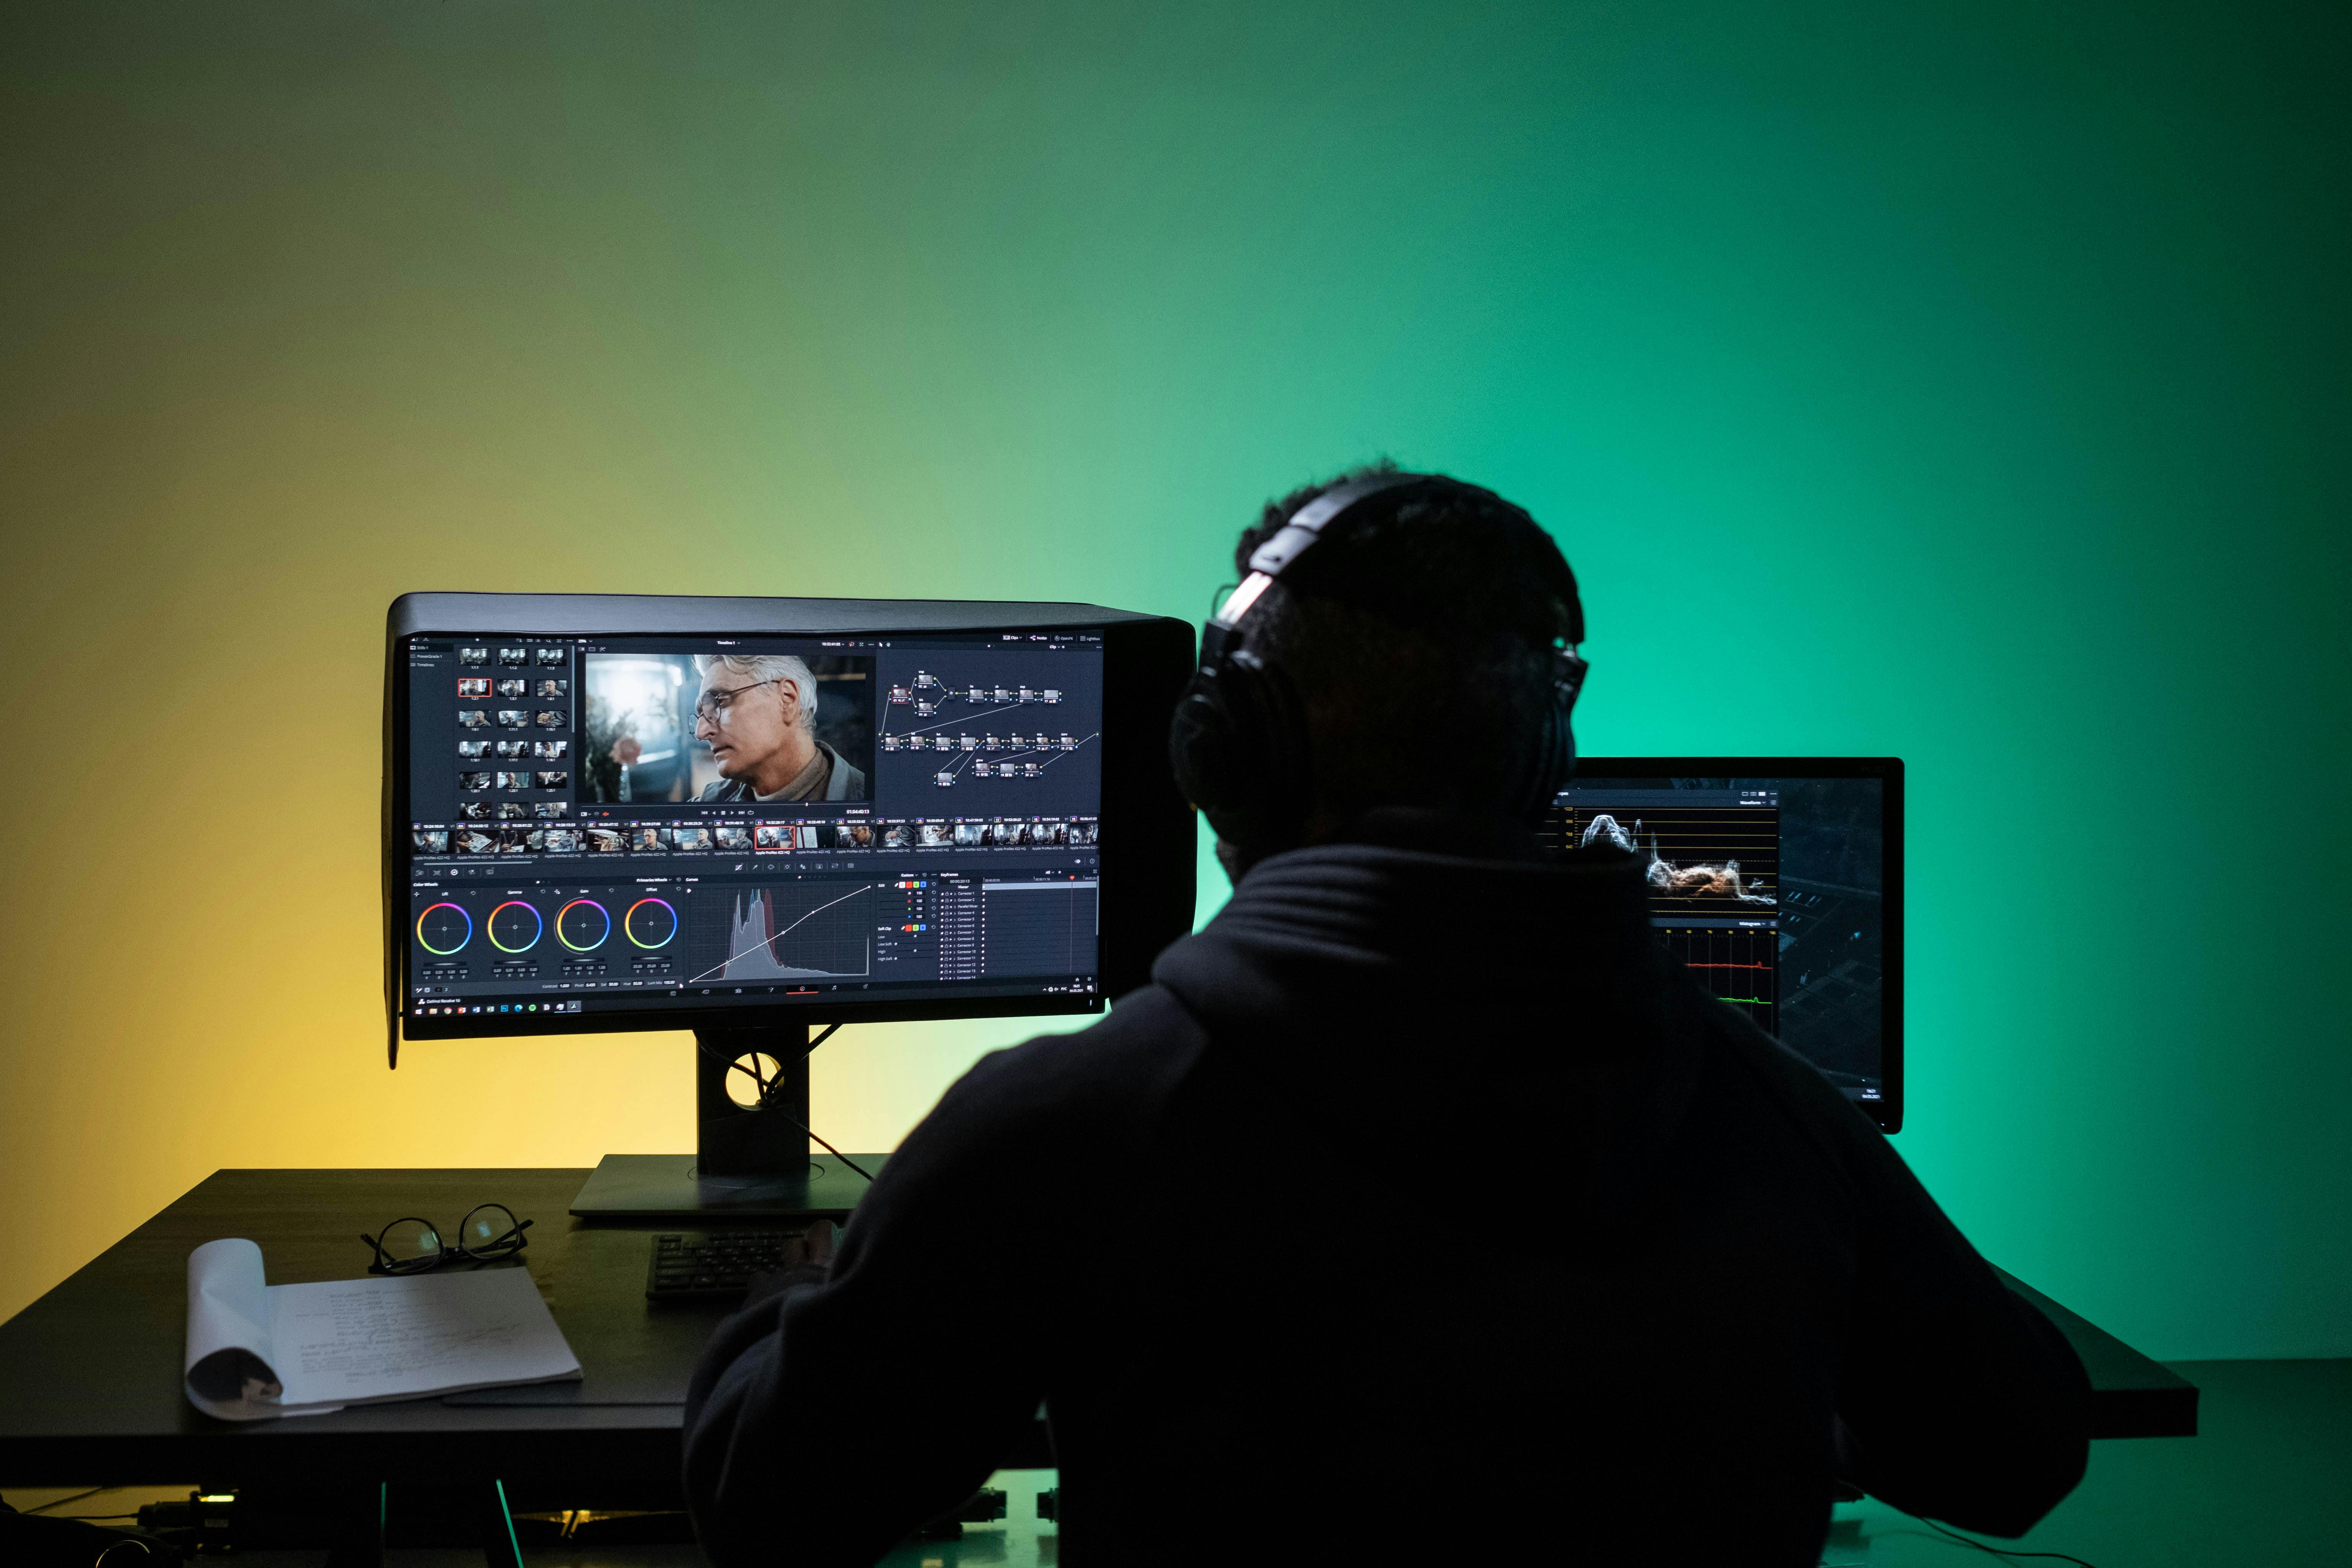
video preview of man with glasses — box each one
[693,653,869,803]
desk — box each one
[0,1167,2196,1493]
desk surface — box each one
[0,1167,2197,1490]
[0,1169,709,1491]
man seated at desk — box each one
[682,469,2092,1565]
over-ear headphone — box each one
[1168,472,1586,860]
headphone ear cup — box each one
[1169,668,1248,816]
[1166,651,1312,858]
[1231,651,1313,852]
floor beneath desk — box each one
[8,1362,2347,1566]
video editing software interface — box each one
[402,629,1105,1021]
[1545,773,1888,1106]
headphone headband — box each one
[1206,472,1430,656]
[1171,468,1583,861]
[1242,471,1428,579]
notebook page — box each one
[183,1237,345,1420]
[268,1265,582,1408]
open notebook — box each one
[182,1237,582,1420]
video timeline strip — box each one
[411,816,1102,857]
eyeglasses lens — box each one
[461,1204,523,1255]
[379,1218,440,1267]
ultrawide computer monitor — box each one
[1549,758,1904,1130]
[383,593,1195,1216]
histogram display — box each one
[687,881,880,985]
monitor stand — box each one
[569,1024,886,1221]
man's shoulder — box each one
[697,778,741,801]
[942,987,1210,1132]
[854,987,1209,1223]
[1669,979,1886,1185]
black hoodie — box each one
[682,822,2090,1566]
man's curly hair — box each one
[1232,462,1582,827]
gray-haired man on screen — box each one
[692,654,868,803]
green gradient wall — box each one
[3,3,2345,1355]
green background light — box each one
[0,2,2343,1356]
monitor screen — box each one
[399,624,1114,1029]
[1546,759,1902,1128]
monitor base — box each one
[569,1152,884,1221]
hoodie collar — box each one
[1156,829,1661,1044]
[1150,826,1693,1220]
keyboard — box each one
[644,1228,813,1301]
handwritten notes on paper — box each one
[183,1240,580,1420]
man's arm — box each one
[681,1050,1070,1568]
[1830,1113,2093,1535]
[1712,1007,2092,1537]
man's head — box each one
[694,653,821,788]
[1196,465,1584,862]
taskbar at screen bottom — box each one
[406,975,1099,1027]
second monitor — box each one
[1549,757,1904,1130]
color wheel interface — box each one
[1546,775,1887,1104]
[403,628,1106,1022]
